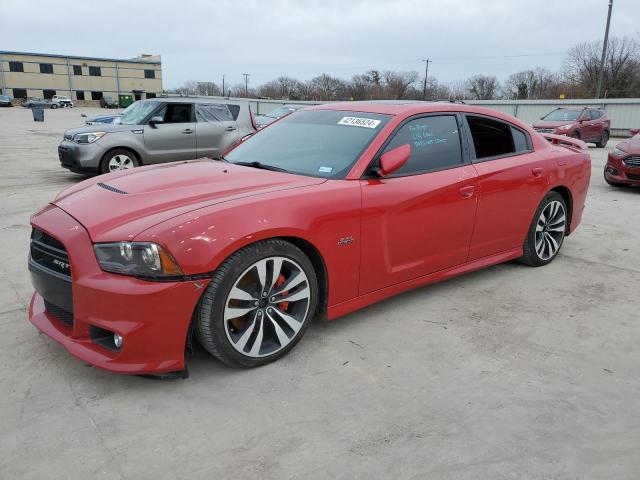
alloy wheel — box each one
[535,200,566,261]
[223,256,312,358]
[108,154,134,171]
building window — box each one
[144,69,155,79]
[89,66,101,76]
[40,63,54,74]
[43,89,56,99]
[73,65,82,76]
[146,92,156,98]
[76,91,85,100]
[13,88,27,98]
[91,91,103,100]
[9,61,24,72]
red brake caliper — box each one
[275,274,290,312]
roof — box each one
[310,100,494,116]
[0,50,161,64]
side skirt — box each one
[327,247,523,321]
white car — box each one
[51,95,74,108]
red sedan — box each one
[605,128,640,187]
[28,102,591,375]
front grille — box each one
[535,128,556,134]
[626,173,640,181]
[44,300,73,327]
[30,228,71,278]
[623,156,640,168]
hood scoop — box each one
[98,182,128,194]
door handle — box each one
[226,126,237,131]
[182,128,194,134]
[532,167,543,177]
[459,185,475,198]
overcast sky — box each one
[1,0,638,89]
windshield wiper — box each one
[233,161,290,173]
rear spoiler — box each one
[541,133,588,152]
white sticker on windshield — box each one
[318,166,334,174]
[337,116,381,129]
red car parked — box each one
[532,107,610,147]
[28,102,591,375]
[605,128,640,187]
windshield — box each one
[543,109,581,121]
[226,110,391,179]
[266,106,297,119]
[119,100,159,125]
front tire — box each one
[195,239,319,368]
[521,192,567,267]
[100,149,139,173]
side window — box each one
[511,127,531,152]
[381,115,463,176]
[227,104,240,120]
[466,116,515,159]
[590,109,602,119]
[163,104,192,123]
[195,104,234,122]
[580,110,592,121]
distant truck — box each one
[51,95,74,109]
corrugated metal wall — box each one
[208,96,640,136]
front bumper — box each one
[605,154,640,184]
[58,140,105,173]
[28,205,210,375]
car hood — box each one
[616,134,640,154]
[53,159,326,242]
[65,123,138,136]
[532,120,575,128]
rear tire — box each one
[596,130,609,148]
[195,239,319,368]
[521,192,567,267]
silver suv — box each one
[58,97,256,174]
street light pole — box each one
[422,59,431,100]
[595,0,613,99]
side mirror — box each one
[630,128,639,136]
[377,144,411,176]
[149,116,164,127]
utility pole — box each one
[595,0,613,99]
[222,74,225,97]
[243,73,250,97]
[422,59,431,100]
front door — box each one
[194,103,239,158]
[143,103,197,163]
[359,114,478,294]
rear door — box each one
[143,103,197,163]
[359,114,479,293]
[194,103,239,158]
[463,115,548,260]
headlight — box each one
[611,147,626,157]
[74,131,107,144]
[93,242,183,278]
[557,124,574,130]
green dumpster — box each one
[118,94,134,108]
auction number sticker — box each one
[337,116,381,129]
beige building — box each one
[0,50,163,105]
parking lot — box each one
[1,106,639,479]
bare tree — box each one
[502,68,559,99]
[564,36,640,97]
[382,70,419,99]
[466,75,499,100]
[310,74,346,100]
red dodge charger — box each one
[28,101,591,375]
